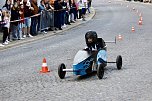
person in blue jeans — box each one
[10,2,20,40]
[38,0,47,33]
[30,0,39,36]
[23,0,33,37]
[60,0,67,27]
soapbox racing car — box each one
[58,37,122,79]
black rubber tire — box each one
[97,64,105,79]
[58,63,66,79]
[116,55,122,70]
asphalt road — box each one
[0,0,152,101]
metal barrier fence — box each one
[38,10,54,32]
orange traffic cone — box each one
[132,27,135,32]
[139,20,142,25]
[118,35,123,40]
[40,58,50,73]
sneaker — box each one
[20,37,25,40]
[62,24,66,28]
[3,41,8,45]
[23,35,26,38]
[0,44,5,47]
[6,40,10,43]
[43,31,47,34]
[27,34,33,38]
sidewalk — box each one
[0,7,96,51]
[125,0,152,5]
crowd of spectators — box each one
[0,0,92,47]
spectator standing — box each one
[2,0,12,42]
[87,0,91,13]
[2,10,10,45]
[11,2,20,40]
[64,0,71,25]
[2,0,11,13]
[81,0,87,21]
[69,0,75,23]
[54,0,63,30]
[18,3,25,39]
[31,0,39,36]
[23,0,33,37]
[72,0,78,21]
[45,2,54,31]
[38,0,47,33]
[77,0,82,19]
[60,0,67,27]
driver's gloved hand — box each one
[84,47,92,51]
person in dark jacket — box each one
[60,0,67,27]
[30,0,39,36]
[11,2,20,40]
[54,0,63,30]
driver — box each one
[85,31,106,51]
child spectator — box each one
[18,3,25,39]
[2,10,10,45]
[2,0,11,42]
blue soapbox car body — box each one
[58,38,122,79]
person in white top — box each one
[2,10,10,45]
[78,0,87,21]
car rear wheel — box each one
[58,63,66,79]
[116,55,122,70]
[97,64,105,79]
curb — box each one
[124,0,152,5]
[0,8,96,51]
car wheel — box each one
[116,55,122,70]
[58,63,66,79]
[97,64,104,79]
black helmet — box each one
[85,31,98,48]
